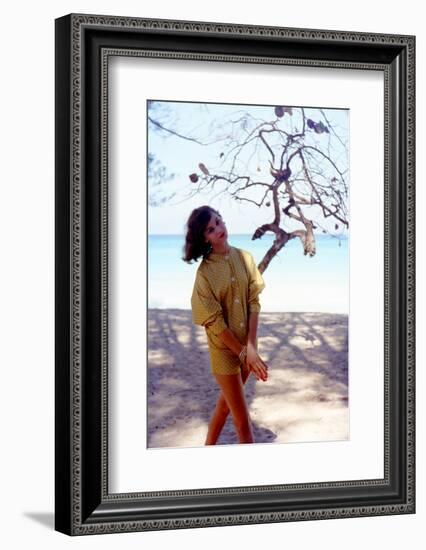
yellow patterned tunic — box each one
[191,246,265,375]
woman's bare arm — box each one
[217,321,268,381]
[217,327,245,356]
[217,312,259,354]
[247,312,259,347]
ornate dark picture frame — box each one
[55,13,415,535]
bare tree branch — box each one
[149,104,349,273]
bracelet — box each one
[238,345,247,363]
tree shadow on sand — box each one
[147,309,348,448]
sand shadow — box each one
[147,309,277,446]
[147,309,348,448]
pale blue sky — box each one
[148,101,349,236]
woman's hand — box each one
[246,341,268,382]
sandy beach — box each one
[148,309,348,448]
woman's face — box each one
[204,212,228,248]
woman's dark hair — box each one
[182,206,221,263]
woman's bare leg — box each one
[205,365,253,444]
[205,365,250,445]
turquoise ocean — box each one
[148,234,349,313]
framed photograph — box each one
[55,13,415,535]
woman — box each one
[183,205,268,445]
